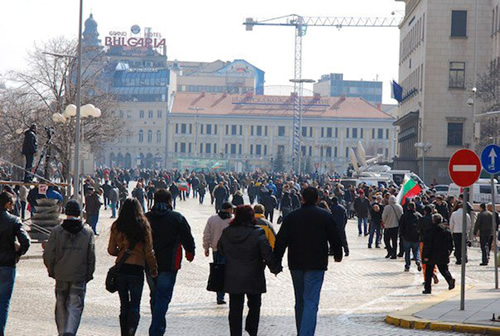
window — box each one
[327,127,333,138]
[250,144,254,155]
[240,126,243,136]
[326,147,332,158]
[278,145,285,154]
[372,129,375,138]
[175,143,178,153]
[265,126,268,136]
[180,143,186,153]
[200,124,204,135]
[138,130,143,143]
[200,143,203,154]
[346,128,350,138]
[256,144,262,155]
[256,126,262,136]
[148,110,153,118]
[157,110,162,118]
[147,130,152,143]
[214,125,218,135]
[206,124,212,135]
[321,128,324,138]
[352,128,358,138]
[226,125,229,135]
[360,129,364,139]
[189,143,192,153]
[181,124,187,134]
[206,143,211,154]
[175,124,179,134]
[386,129,389,139]
[449,62,466,88]
[302,127,307,137]
[334,147,338,157]
[278,126,285,137]
[239,144,242,154]
[345,147,349,157]
[378,128,384,139]
[139,110,145,118]
[189,124,192,134]
[214,143,217,153]
[119,110,124,118]
[156,131,161,143]
[264,145,267,156]
[230,144,237,154]
[231,125,237,135]
[451,10,467,37]
[447,122,463,146]
[251,126,254,136]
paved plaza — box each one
[6,193,496,335]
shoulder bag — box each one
[106,242,136,293]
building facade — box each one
[314,73,383,106]
[394,0,492,184]
[166,92,395,173]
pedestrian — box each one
[280,185,293,218]
[262,190,277,223]
[18,185,28,221]
[253,204,276,249]
[21,124,37,182]
[147,181,156,211]
[399,202,422,272]
[109,183,119,219]
[231,190,244,207]
[353,190,370,236]
[218,205,281,336]
[422,214,456,294]
[146,189,195,336]
[203,202,233,304]
[213,182,228,213]
[449,202,471,265]
[473,203,493,266]
[198,181,207,204]
[169,182,179,209]
[84,187,102,235]
[107,198,158,336]
[43,200,95,336]
[132,182,146,212]
[102,179,112,210]
[382,195,403,259]
[418,205,438,284]
[368,196,383,249]
[330,196,349,257]
[274,187,343,336]
[0,192,31,335]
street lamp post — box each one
[73,0,84,201]
[414,142,432,184]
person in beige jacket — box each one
[382,195,403,259]
[203,202,233,304]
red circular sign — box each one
[448,149,481,187]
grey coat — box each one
[382,196,403,229]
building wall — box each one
[314,73,383,105]
[164,114,395,173]
[396,0,492,184]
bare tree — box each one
[1,36,126,182]
[476,65,500,149]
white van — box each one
[448,181,500,204]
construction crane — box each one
[244,14,401,172]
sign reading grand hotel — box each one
[104,25,166,48]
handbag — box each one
[106,243,136,293]
[207,254,225,293]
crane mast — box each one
[244,14,401,172]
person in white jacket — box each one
[203,202,234,304]
[449,203,471,265]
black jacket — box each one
[0,209,31,267]
[274,204,343,271]
[418,214,433,242]
[21,129,37,155]
[423,223,454,265]
[146,204,195,273]
[232,194,244,206]
[280,192,292,210]
[399,210,422,242]
[353,197,370,218]
[218,224,280,294]
[262,194,277,212]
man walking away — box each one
[474,203,493,266]
[0,192,30,335]
[353,190,370,236]
[84,187,101,235]
[108,183,119,219]
[43,200,95,336]
[449,202,471,265]
[275,187,343,336]
[399,202,422,272]
[213,182,228,213]
[330,196,349,257]
[254,204,277,249]
[382,195,403,259]
[146,189,195,336]
[203,202,233,304]
[422,214,455,294]
[262,190,277,223]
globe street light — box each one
[414,142,432,184]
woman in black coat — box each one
[218,205,281,336]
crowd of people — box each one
[0,166,498,336]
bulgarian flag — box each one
[396,174,422,205]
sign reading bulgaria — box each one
[104,27,166,48]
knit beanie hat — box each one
[65,200,81,217]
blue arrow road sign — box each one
[481,144,500,174]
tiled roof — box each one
[171,92,394,120]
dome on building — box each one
[83,13,101,48]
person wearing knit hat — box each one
[43,199,96,336]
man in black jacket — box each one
[399,202,422,272]
[353,190,370,236]
[146,189,195,336]
[274,187,343,336]
[21,124,37,182]
[0,192,31,334]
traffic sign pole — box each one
[460,188,468,311]
[492,174,499,289]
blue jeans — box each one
[87,214,99,234]
[368,223,381,247]
[149,271,178,336]
[110,202,117,218]
[357,217,368,235]
[0,267,16,336]
[290,270,325,336]
[213,251,226,303]
[117,273,144,336]
[403,240,421,269]
[55,280,86,336]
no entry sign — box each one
[448,149,481,187]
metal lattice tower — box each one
[244,14,401,172]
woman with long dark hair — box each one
[218,205,281,336]
[108,198,158,336]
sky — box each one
[0,0,405,103]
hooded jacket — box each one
[203,211,231,252]
[218,223,280,294]
[382,196,403,229]
[43,219,95,282]
[423,223,454,264]
[145,203,195,272]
